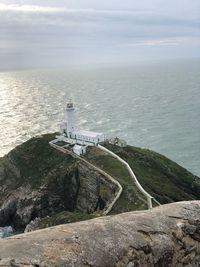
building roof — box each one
[73,144,83,150]
[74,129,103,138]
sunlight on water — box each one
[0,61,199,175]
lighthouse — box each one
[58,100,105,155]
[60,100,76,137]
[65,100,76,134]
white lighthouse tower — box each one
[60,100,76,137]
[65,100,76,135]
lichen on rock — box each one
[0,201,200,266]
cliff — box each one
[0,133,199,231]
[0,201,200,266]
[0,134,117,230]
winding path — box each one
[49,141,122,215]
[50,140,160,214]
[98,144,160,209]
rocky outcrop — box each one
[0,161,116,230]
[0,133,200,232]
[0,134,117,230]
[0,201,200,266]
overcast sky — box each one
[0,0,199,70]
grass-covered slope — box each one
[6,133,75,189]
[31,211,97,230]
[86,143,200,214]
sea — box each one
[0,60,199,176]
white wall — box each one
[70,132,104,144]
[66,108,76,132]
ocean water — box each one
[0,226,13,238]
[0,61,199,176]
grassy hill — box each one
[0,133,199,230]
[86,143,200,214]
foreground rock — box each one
[0,201,200,266]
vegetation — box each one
[86,142,200,208]
[85,147,148,214]
[1,133,199,230]
[7,133,75,189]
[36,211,96,229]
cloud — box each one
[0,3,199,39]
[0,4,199,35]
[0,2,199,69]
[0,4,63,13]
[122,39,179,47]
[0,4,151,16]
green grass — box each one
[102,143,200,203]
[8,133,76,189]
[83,143,200,214]
[85,147,148,214]
[36,211,96,229]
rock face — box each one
[0,134,116,230]
[0,201,200,267]
[0,162,110,230]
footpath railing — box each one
[50,140,160,214]
[98,144,161,209]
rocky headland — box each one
[0,133,199,232]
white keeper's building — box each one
[57,100,105,155]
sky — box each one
[0,0,199,70]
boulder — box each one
[0,201,200,266]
